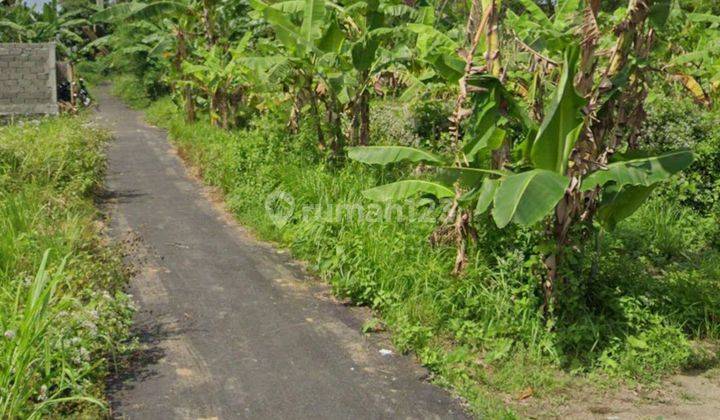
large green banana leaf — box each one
[348,146,446,165]
[474,178,499,216]
[263,6,302,52]
[581,150,694,191]
[435,167,505,189]
[301,0,325,47]
[596,184,656,231]
[362,180,454,202]
[530,48,586,174]
[492,169,569,228]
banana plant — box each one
[349,45,694,282]
[93,0,201,121]
[0,5,33,42]
[0,0,92,59]
[250,0,348,154]
[181,33,260,128]
[660,7,720,107]
[334,0,406,146]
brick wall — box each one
[0,43,58,116]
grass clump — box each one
[136,84,720,416]
[111,74,153,109]
[0,116,134,418]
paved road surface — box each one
[94,86,469,419]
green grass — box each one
[0,115,134,418]
[111,74,153,109]
[118,73,719,416]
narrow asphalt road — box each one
[94,86,469,419]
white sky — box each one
[24,0,52,10]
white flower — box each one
[38,385,48,401]
[81,320,98,334]
[4,330,15,340]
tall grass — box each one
[0,251,104,418]
[0,116,133,417]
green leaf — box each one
[91,2,141,22]
[60,18,91,28]
[362,180,454,202]
[596,184,655,231]
[415,6,434,25]
[649,0,671,28]
[688,13,720,25]
[238,56,289,74]
[672,51,709,66]
[318,19,344,53]
[348,146,446,165]
[627,336,649,350]
[0,19,26,33]
[93,1,188,23]
[475,178,498,216]
[553,0,581,26]
[351,36,379,71]
[434,53,465,83]
[492,169,569,228]
[530,48,586,174]
[516,0,551,27]
[301,0,325,46]
[272,0,306,13]
[435,166,504,189]
[581,150,694,191]
[462,94,504,160]
[407,23,463,82]
[264,6,302,51]
[463,110,506,160]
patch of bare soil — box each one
[517,366,720,419]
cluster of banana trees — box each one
[660,5,720,107]
[0,0,99,60]
[83,0,711,310]
[348,0,697,310]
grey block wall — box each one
[0,43,58,116]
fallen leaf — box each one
[517,387,533,400]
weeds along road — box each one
[93,85,469,419]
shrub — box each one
[640,95,720,214]
[410,96,453,149]
[369,101,419,146]
[0,116,133,417]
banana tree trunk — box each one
[349,100,360,145]
[359,86,370,146]
[359,69,371,146]
[175,29,195,123]
[220,90,229,130]
[184,86,196,123]
[210,90,220,127]
[542,0,652,315]
[324,95,345,158]
[483,0,501,77]
[202,0,217,46]
[308,89,325,149]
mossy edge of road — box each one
[0,115,135,417]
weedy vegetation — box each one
[0,117,134,418]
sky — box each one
[24,0,52,10]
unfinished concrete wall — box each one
[0,43,58,116]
